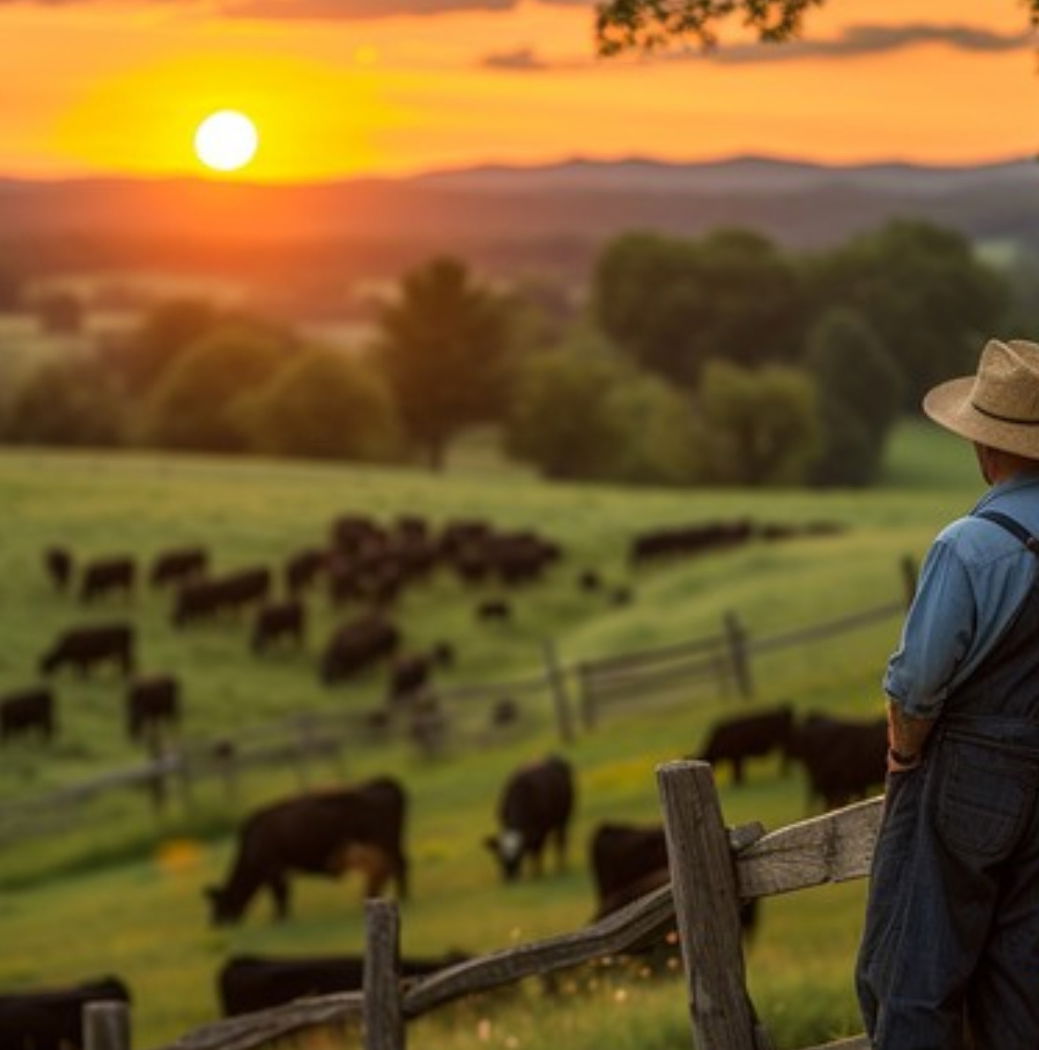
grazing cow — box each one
[218,950,468,1016]
[589,823,758,947]
[0,687,56,744]
[43,547,73,592]
[489,697,519,729]
[476,599,511,623]
[484,755,574,882]
[386,654,431,705]
[79,557,135,603]
[149,547,208,588]
[39,624,134,677]
[696,704,795,785]
[0,976,130,1050]
[789,714,887,811]
[251,600,306,654]
[204,776,409,925]
[126,675,180,742]
[284,548,326,595]
[216,567,271,613]
[320,615,401,686]
[430,641,455,669]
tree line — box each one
[0,217,1022,486]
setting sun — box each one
[194,110,258,173]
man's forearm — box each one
[886,698,936,760]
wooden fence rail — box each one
[145,775,880,1050]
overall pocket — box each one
[936,739,1034,858]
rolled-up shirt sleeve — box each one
[883,537,977,719]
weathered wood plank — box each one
[401,821,763,1019]
[658,760,757,1050]
[150,992,362,1050]
[736,797,883,900]
[802,1036,870,1050]
[83,1001,131,1050]
[364,900,405,1050]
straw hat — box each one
[923,339,1039,460]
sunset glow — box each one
[2,0,1037,180]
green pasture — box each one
[0,423,983,1048]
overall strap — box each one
[974,509,1039,555]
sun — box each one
[194,110,259,173]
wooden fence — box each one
[130,764,881,1050]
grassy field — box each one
[0,421,983,1049]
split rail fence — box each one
[79,760,880,1050]
[0,555,913,849]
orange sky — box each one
[1,0,1037,180]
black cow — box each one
[386,654,431,705]
[126,675,180,742]
[476,599,511,623]
[251,600,305,654]
[490,697,519,729]
[0,688,56,743]
[79,557,135,603]
[172,579,224,627]
[204,776,409,925]
[589,823,758,942]
[217,950,468,1016]
[0,977,130,1050]
[320,615,400,685]
[484,755,574,882]
[39,624,134,677]
[696,704,795,785]
[43,547,73,592]
[216,567,271,613]
[789,714,888,811]
[284,548,326,595]
[149,547,208,588]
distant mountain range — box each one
[3,155,1038,275]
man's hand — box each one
[886,698,935,771]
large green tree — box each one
[593,228,805,387]
[695,360,821,485]
[804,308,903,485]
[2,358,124,448]
[238,347,403,462]
[594,1,1039,54]
[806,220,1008,410]
[376,256,511,470]
[141,324,284,452]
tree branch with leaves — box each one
[594,0,1039,55]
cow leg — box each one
[732,758,744,785]
[270,876,290,920]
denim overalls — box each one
[857,510,1039,1050]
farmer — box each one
[856,338,1039,1049]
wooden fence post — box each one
[83,1001,131,1050]
[576,663,597,731]
[900,554,918,609]
[363,899,405,1050]
[542,638,575,745]
[723,612,754,701]
[657,760,763,1050]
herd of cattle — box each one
[629,518,843,564]
[2,705,888,1047]
[2,514,614,751]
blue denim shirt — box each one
[884,472,1039,719]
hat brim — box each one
[924,376,1039,460]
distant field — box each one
[0,424,982,1048]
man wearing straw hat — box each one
[856,339,1039,1049]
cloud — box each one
[707,23,1034,64]
[481,47,551,70]
[476,22,1033,72]
[221,0,590,18]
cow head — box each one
[483,829,525,882]
[205,885,243,926]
